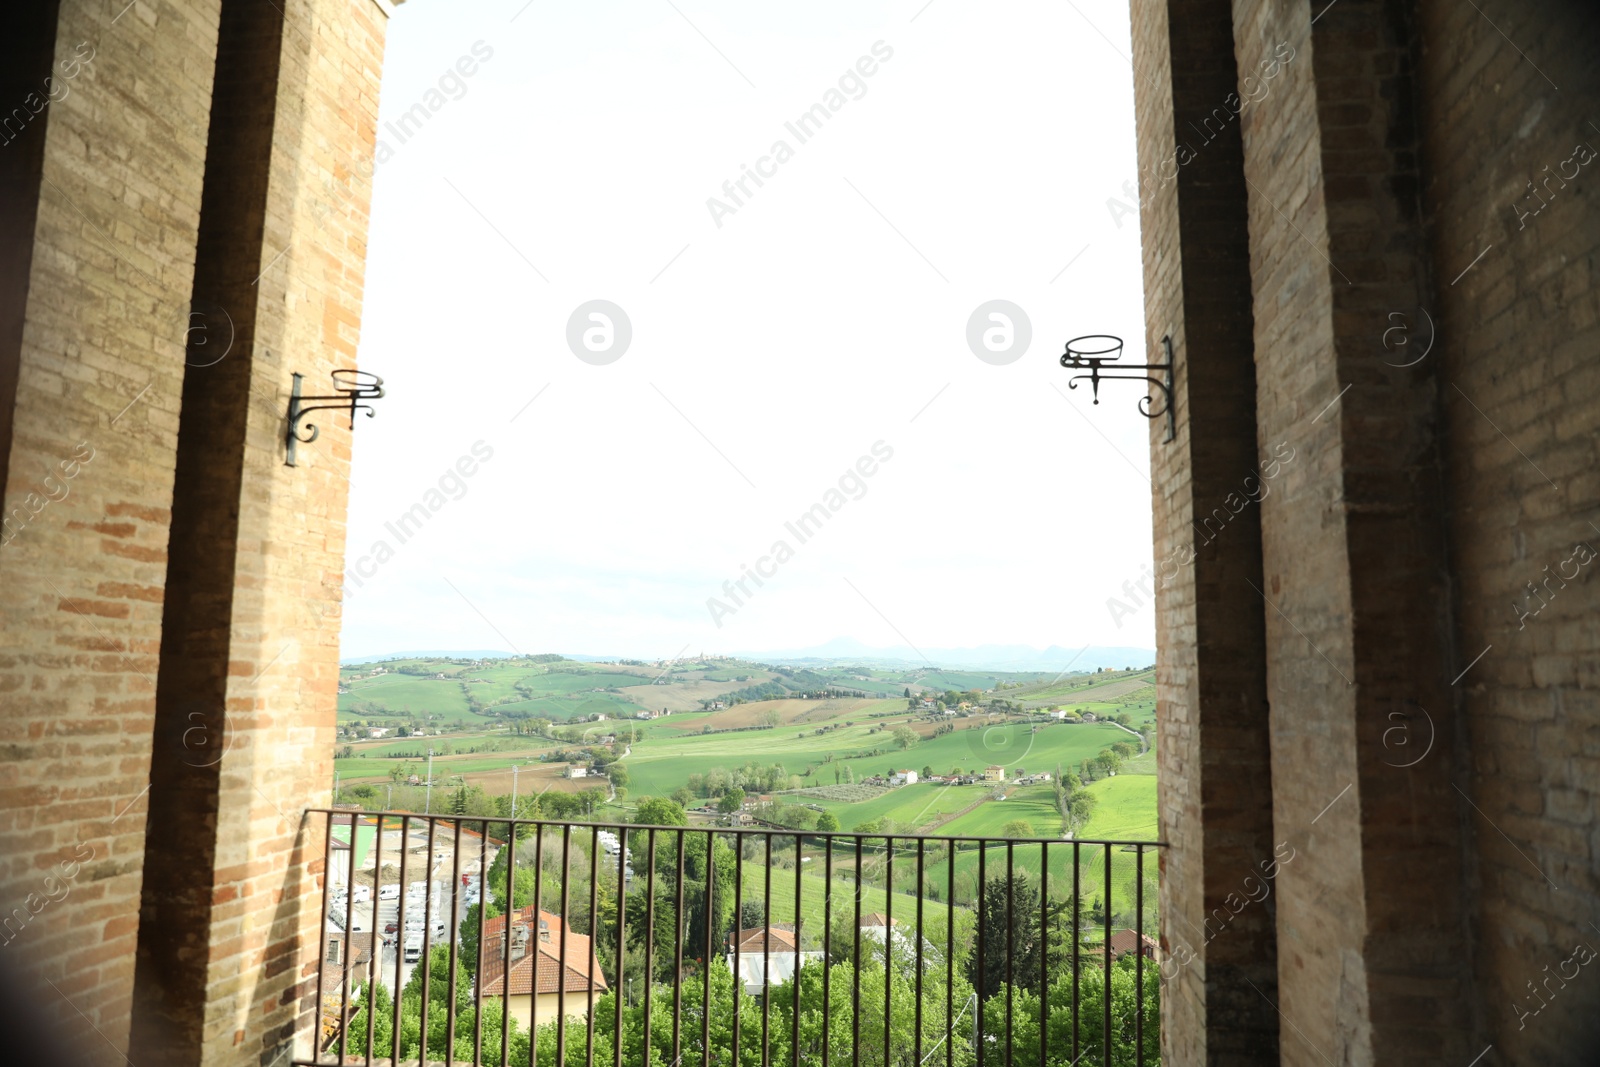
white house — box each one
[890,769,919,786]
[724,925,821,996]
[567,765,588,779]
[858,914,942,964]
[367,727,390,738]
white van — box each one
[403,933,422,963]
[378,884,400,901]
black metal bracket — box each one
[1060,334,1177,443]
[285,369,385,467]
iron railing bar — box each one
[733,829,744,1066]
[392,814,409,1065]
[530,823,543,1067]
[1072,841,1081,1064]
[1005,840,1014,1067]
[613,827,628,1067]
[672,828,686,1067]
[1136,844,1145,1067]
[792,832,802,1067]
[701,829,715,1067]
[762,832,773,1067]
[976,841,985,1067]
[1040,841,1049,1067]
[365,810,384,1066]
[417,818,440,1067]
[914,839,925,1067]
[934,844,947,1067]
[644,829,658,1067]
[586,824,600,1063]
[851,836,862,1067]
[883,834,893,1067]
[500,821,517,1067]
[315,812,332,1064]
[1103,842,1112,1067]
[556,826,571,1067]
[822,836,833,1067]
[296,810,1168,850]
[338,812,357,1065]
[473,821,490,1067]
[443,820,464,1067]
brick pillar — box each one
[1131,2,1279,1063]
[1231,0,1480,1061]
[127,0,388,1063]
[0,2,219,1064]
[1415,0,1600,1062]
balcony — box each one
[306,811,1163,1066]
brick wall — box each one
[1418,0,1600,1061]
[1132,2,1279,1062]
[0,4,221,1065]
[127,0,388,1062]
[0,0,386,1064]
[1142,0,1600,1063]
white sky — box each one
[338,0,1156,661]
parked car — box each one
[351,885,371,903]
[403,933,422,964]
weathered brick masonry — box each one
[1,0,1595,1065]
[0,1,387,1065]
[1137,0,1600,1063]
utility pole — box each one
[386,784,392,811]
[511,765,518,820]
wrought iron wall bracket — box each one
[1059,334,1177,443]
[285,369,385,467]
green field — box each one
[335,657,1159,902]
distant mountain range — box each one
[731,638,1155,673]
[341,640,1155,673]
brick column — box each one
[128,0,388,1064]
[0,3,219,1064]
[1231,0,1479,1061]
[1131,2,1279,1063]
[1416,0,1600,1062]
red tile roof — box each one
[1107,928,1157,958]
[724,925,798,953]
[478,906,607,997]
[859,913,900,928]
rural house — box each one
[478,907,608,1031]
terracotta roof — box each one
[724,925,798,953]
[1107,928,1157,958]
[478,906,607,997]
[859,913,900,928]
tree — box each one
[671,786,694,808]
[757,706,782,728]
[634,796,687,827]
[965,871,1073,997]
[892,726,917,750]
[816,811,840,832]
[921,765,933,779]
[739,900,766,930]
[345,943,523,1064]
[607,763,631,790]
[1001,818,1034,840]
[1065,788,1098,835]
[716,787,745,814]
[903,687,912,698]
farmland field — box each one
[333,655,1160,922]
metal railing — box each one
[302,809,1163,1066]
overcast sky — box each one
[338,0,1155,661]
